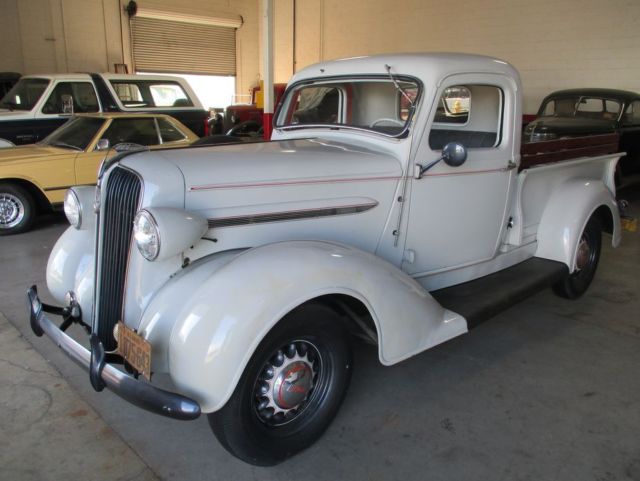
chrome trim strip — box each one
[190,176,401,192]
[208,202,378,229]
[44,183,97,192]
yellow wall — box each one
[0,0,260,98]
[278,0,640,113]
[3,0,639,113]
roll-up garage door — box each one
[131,15,237,76]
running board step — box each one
[430,257,568,329]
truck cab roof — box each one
[290,52,521,87]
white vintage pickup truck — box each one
[28,53,622,465]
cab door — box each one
[403,73,518,278]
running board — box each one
[430,257,568,329]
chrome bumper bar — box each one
[27,286,201,421]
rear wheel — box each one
[0,183,35,235]
[208,303,352,465]
[553,216,602,299]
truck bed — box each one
[520,133,619,170]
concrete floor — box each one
[1,186,639,481]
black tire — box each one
[0,182,35,235]
[553,215,602,299]
[208,303,352,466]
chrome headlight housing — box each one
[63,189,82,229]
[133,210,160,261]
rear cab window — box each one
[109,80,194,109]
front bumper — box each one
[27,286,201,421]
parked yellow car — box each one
[0,113,197,234]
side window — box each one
[157,118,187,142]
[149,84,192,107]
[575,97,621,120]
[100,118,160,146]
[434,86,470,124]
[42,82,99,114]
[112,83,146,107]
[623,101,640,126]
[110,80,193,108]
[429,85,502,150]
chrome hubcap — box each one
[0,193,24,229]
[254,340,320,426]
[575,236,591,270]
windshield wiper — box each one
[385,64,414,110]
[49,141,82,151]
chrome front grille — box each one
[95,167,142,351]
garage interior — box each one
[1,0,639,480]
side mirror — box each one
[95,138,110,151]
[61,94,74,115]
[441,142,467,167]
[414,142,467,179]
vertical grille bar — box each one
[95,167,142,351]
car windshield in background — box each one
[541,96,622,121]
[276,78,420,136]
[42,117,105,151]
[0,78,50,111]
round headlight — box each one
[63,189,81,229]
[133,210,160,261]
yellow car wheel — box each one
[0,183,35,235]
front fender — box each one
[46,226,95,323]
[535,178,621,270]
[139,241,465,412]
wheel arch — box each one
[535,178,620,271]
[139,241,466,413]
[0,177,52,213]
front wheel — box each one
[0,183,35,235]
[208,303,352,465]
[553,215,602,299]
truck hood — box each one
[525,116,616,136]
[0,144,71,165]
[146,138,402,193]
[115,138,404,325]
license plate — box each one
[115,322,152,381]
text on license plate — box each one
[115,321,152,381]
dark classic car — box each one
[524,88,640,181]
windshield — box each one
[540,96,622,121]
[0,78,50,111]
[276,77,420,136]
[42,117,105,150]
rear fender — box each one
[138,241,466,412]
[535,178,620,270]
